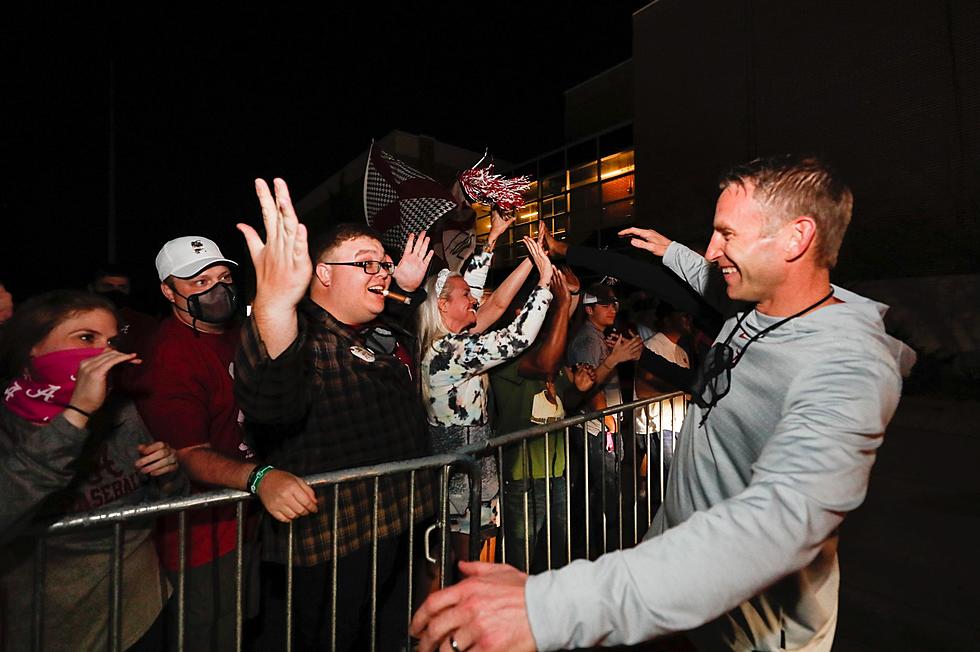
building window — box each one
[474,124,634,263]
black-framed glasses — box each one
[319,260,395,275]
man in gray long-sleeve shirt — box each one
[411,155,916,652]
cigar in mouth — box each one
[369,287,412,304]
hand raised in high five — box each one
[393,231,434,293]
[551,266,570,309]
[486,209,516,252]
[538,221,568,258]
[619,226,673,257]
[238,178,311,357]
[239,179,311,310]
[523,236,554,288]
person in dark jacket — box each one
[0,289,186,651]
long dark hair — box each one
[0,290,118,385]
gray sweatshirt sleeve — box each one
[524,344,902,649]
[662,241,713,295]
[662,242,736,314]
[0,414,89,543]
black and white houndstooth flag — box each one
[363,143,457,252]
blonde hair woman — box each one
[418,226,555,560]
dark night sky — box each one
[2,3,648,300]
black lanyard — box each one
[724,288,835,368]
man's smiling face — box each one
[317,235,391,324]
[705,182,787,304]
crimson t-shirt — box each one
[136,317,254,570]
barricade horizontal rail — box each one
[20,392,686,651]
[44,452,476,534]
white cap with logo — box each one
[155,236,238,281]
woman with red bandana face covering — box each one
[0,290,187,651]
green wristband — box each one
[249,465,275,494]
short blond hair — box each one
[720,155,853,268]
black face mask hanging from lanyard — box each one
[692,288,835,426]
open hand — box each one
[551,267,570,307]
[524,236,554,288]
[560,264,580,295]
[239,179,312,313]
[618,226,673,257]
[394,231,435,293]
[606,334,644,366]
[539,221,567,258]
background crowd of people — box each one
[2,155,912,652]
[0,176,704,651]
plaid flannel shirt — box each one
[235,299,435,566]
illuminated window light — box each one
[600,166,635,180]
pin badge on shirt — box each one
[350,345,376,363]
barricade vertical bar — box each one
[467,458,482,563]
[521,438,531,571]
[583,427,590,560]
[370,477,380,652]
[646,428,653,529]
[31,537,45,652]
[616,411,624,551]
[564,427,572,564]
[439,465,450,589]
[405,470,416,652]
[286,520,294,652]
[109,521,123,652]
[331,485,339,652]
[543,430,552,570]
[659,398,667,504]
[497,447,507,565]
[600,416,608,555]
[177,511,187,652]
[234,501,245,652]
[631,412,639,545]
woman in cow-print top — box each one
[418,231,553,547]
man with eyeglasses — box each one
[235,179,436,650]
[411,155,915,652]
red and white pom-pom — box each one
[458,164,532,213]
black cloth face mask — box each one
[174,282,239,324]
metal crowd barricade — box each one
[31,393,686,652]
[461,392,689,570]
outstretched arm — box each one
[473,228,546,334]
[237,178,312,359]
[518,268,572,378]
[618,226,673,257]
[428,239,554,384]
[541,223,717,322]
[175,444,317,523]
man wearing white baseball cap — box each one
[138,235,316,651]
